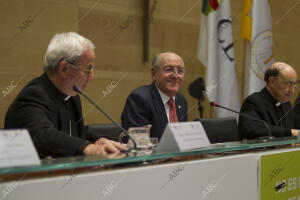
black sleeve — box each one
[85,130,101,143]
[292,96,300,129]
[293,114,300,130]
[238,97,291,140]
[5,88,91,157]
[121,92,152,130]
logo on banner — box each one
[217,18,235,62]
[251,30,274,80]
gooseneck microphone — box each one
[275,100,300,126]
[210,101,273,140]
[73,85,137,149]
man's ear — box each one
[57,60,69,78]
[268,76,276,87]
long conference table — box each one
[1,137,300,200]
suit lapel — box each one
[265,101,278,124]
[72,95,85,138]
[150,83,168,124]
[41,74,69,133]
[261,88,278,124]
[175,95,185,122]
[281,103,292,127]
[58,100,69,133]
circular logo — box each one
[250,30,274,80]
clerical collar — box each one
[64,96,71,101]
[275,102,281,107]
[155,84,175,105]
[263,87,281,107]
[44,73,70,102]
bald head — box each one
[264,62,296,83]
[265,62,298,103]
[151,52,185,97]
[152,52,184,70]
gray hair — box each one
[44,32,95,73]
[152,54,162,70]
[152,52,185,70]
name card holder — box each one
[0,129,41,168]
[156,121,211,153]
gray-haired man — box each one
[5,32,126,157]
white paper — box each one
[0,129,41,168]
[169,122,211,151]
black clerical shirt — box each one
[239,87,300,139]
[4,73,92,157]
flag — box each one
[198,0,240,118]
[240,0,274,98]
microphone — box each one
[275,100,300,126]
[210,101,273,140]
[189,77,205,101]
[189,77,206,118]
[73,85,137,149]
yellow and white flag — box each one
[240,0,274,98]
[198,0,240,118]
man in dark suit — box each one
[294,93,300,117]
[239,62,300,140]
[121,52,188,139]
[5,32,126,158]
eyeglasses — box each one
[162,66,185,75]
[277,77,299,89]
[67,61,94,75]
[286,81,299,89]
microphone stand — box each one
[275,100,300,125]
[210,102,274,141]
[73,85,137,149]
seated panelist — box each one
[4,32,126,158]
[239,62,300,139]
[121,52,188,140]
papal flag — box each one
[240,0,274,98]
[197,0,240,118]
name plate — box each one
[0,129,41,168]
[156,122,211,153]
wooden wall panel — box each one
[0,0,300,127]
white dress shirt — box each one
[155,84,176,122]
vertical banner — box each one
[198,0,240,118]
[260,150,300,200]
[240,0,274,98]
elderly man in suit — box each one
[5,32,126,157]
[239,62,300,139]
[121,52,188,139]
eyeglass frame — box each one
[66,60,94,75]
[161,65,185,75]
[276,76,299,89]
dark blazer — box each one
[121,82,188,139]
[294,93,300,117]
[238,87,300,139]
[4,73,92,158]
